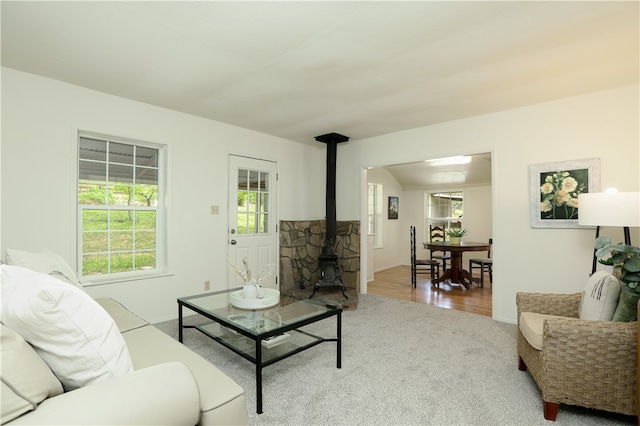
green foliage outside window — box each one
[78,136,160,277]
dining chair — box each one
[429,225,451,272]
[410,226,440,288]
[468,238,492,287]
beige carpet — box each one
[155,294,635,426]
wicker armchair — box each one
[516,292,638,421]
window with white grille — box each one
[425,191,464,238]
[368,183,383,248]
[77,133,165,281]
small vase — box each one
[450,237,462,245]
[596,264,614,274]
[242,280,258,299]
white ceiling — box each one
[2,1,638,146]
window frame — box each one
[76,131,168,284]
[425,191,464,240]
[368,183,383,248]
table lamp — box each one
[578,191,640,273]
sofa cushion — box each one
[5,248,84,290]
[7,363,201,426]
[123,326,247,422]
[0,324,64,424]
[519,311,566,350]
[96,298,149,333]
[579,270,621,321]
[0,265,133,391]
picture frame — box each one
[529,158,600,228]
[388,196,399,220]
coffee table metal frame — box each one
[178,288,342,414]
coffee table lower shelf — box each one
[178,298,342,414]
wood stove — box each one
[310,132,349,299]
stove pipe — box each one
[314,132,349,247]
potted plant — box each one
[446,227,468,245]
[596,256,615,273]
[595,237,640,320]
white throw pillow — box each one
[5,248,84,290]
[579,270,621,321]
[1,324,64,424]
[0,265,133,391]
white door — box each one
[228,155,278,289]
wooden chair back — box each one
[410,226,439,287]
[410,226,418,264]
[429,225,446,242]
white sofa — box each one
[1,261,248,426]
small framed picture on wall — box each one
[388,196,399,219]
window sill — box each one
[81,270,174,286]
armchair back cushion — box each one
[579,271,620,321]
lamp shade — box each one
[578,192,640,227]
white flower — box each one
[561,176,578,192]
[555,190,570,205]
[540,182,554,195]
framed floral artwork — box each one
[388,196,399,219]
[529,158,600,228]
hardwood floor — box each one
[367,265,492,317]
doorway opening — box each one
[363,153,493,316]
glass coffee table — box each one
[178,288,342,414]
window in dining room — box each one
[368,183,383,248]
[425,191,463,237]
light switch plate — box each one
[210,205,220,215]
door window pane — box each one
[236,168,270,235]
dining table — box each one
[423,241,491,290]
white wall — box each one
[342,85,640,323]
[1,68,326,323]
[3,67,638,325]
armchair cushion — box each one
[579,270,621,321]
[519,311,566,350]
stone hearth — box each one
[279,220,360,309]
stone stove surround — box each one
[279,220,360,304]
